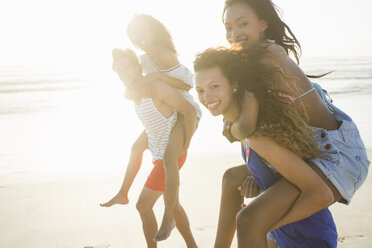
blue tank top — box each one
[241,145,338,248]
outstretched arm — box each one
[248,136,334,229]
[153,81,197,149]
[230,90,259,140]
[100,131,148,207]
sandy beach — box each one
[0,149,371,248]
[1,59,371,247]
[1,0,372,245]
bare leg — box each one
[269,161,342,231]
[136,187,163,248]
[101,131,147,207]
[173,197,198,247]
[236,178,300,248]
[214,165,250,248]
[155,118,186,241]
[236,162,343,248]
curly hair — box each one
[194,46,321,159]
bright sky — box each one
[1,0,372,69]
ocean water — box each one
[0,57,371,177]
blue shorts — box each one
[309,92,370,204]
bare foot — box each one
[100,193,129,207]
[153,216,176,242]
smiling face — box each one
[195,66,240,121]
[224,2,268,48]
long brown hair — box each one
[127,13,177,55]
[194,46,321,159]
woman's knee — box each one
[236,205,265,234]
[173,201,182,214]
[136,198,153,214]
[222,166,248,191]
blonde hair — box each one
[111,48,141,72]
[127,13,177,55]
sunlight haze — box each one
[1,0,372,69]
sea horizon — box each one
[1,56,371,178]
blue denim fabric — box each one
[310,84,370,204]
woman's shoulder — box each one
[164,63,194,86]
[260,42,298,73]
[264,42,287,60]
[160,49,180,68]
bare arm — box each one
[265,43,313,89]
[142,49,192,91]
[230,90,259,140]
[123,84,152,102]
[153,81,197,149]
[248,136,334,229]
[144,72,192,91]
[230,44,311,141]
[124,73,191,101]
[124,88,143,101]
[222,118,239,143]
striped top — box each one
[135,98,177,161]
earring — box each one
[233,88,237,93]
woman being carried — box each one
[101,13,201,248]
[210,0,368,247]
[194,46,369,247]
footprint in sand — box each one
[84,244,110,248]
[195,225,215,231]
[338,234,366,243]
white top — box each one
[135,98,177,161]
[139,54,202,119]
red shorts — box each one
[144,152,187,192]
